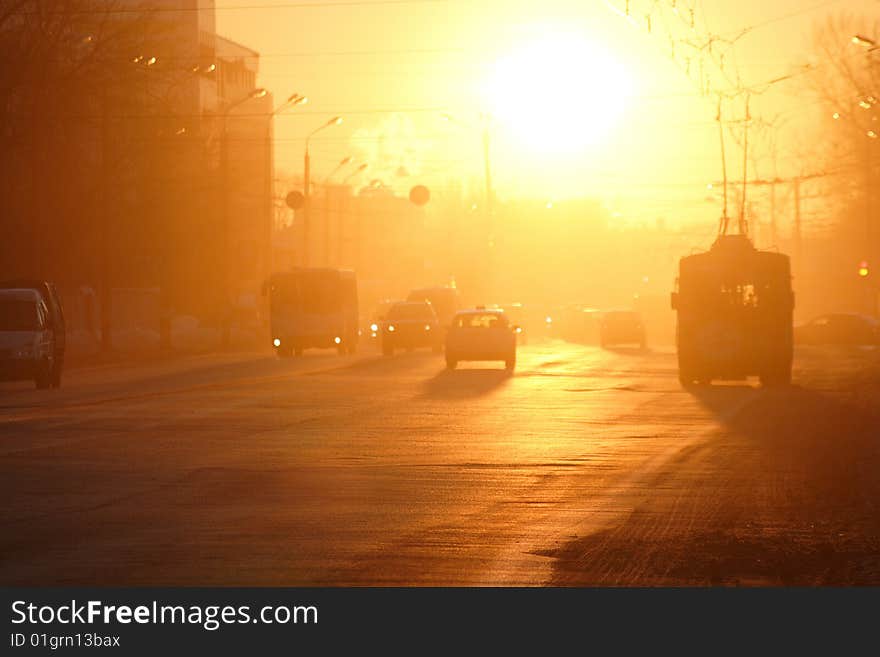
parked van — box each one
[0,289,56,389]
[0,280,65,386]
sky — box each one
[214,0,878,228]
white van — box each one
[0,289,55,389]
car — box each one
[381,301,442,356]
[794,313,879,346]
[551,302,598,342]
[445,308,517,371]
[406,286,461,329]
[366,299,401,345]
[0,279,65,387]
[599,310,646,349]
[579,308,604,344]
[498,302,529,344]
[0,289,56,389]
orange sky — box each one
[215,0,877,230]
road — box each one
[2,341,879,585]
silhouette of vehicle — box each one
[794,313,879,346]
[671,235,794,386]
[267,268,358,356]
[579,308,604,344]
[0,289,56,389]
[406,286,461,329]
[381,301,442,356]
[366,298,400,345]
[552,303,588,342]
[599,310,646,349]
[0,279,65,387]
[445,308,517,371]
[498,302,529,344]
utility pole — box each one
[219,113,231,348]
[481,112,494,298]
[303,116,342,268]
[335,188,344,266]
[864,134,875,316]
[793,176,802,277]
[323,184,331,265]
[770,180,778,246]
[303,148,311,267]
[339,163,367,266]
[218,88,268,348]
[100,92,113,353]
[739,94,750,235]
[482,114,493,236]
[716,97,731,235]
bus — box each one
[267,268,358,356]
[671,234,794,386]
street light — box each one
[324,155,354,184]
[852,35,878,50]
[320,156,354,265]
[341,162,368,185]
[302,116,342,266]
[832,107,878,315]
[440,111,495,295]
[272,92,307,116]
[219,87,268,347]
[336,162,368,265]
[439,112,494,231]
[258,91,308,328]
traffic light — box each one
[858,260,869,278]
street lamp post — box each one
[441,112,495,296]
[302,116,342,266]
[258,93,307,335]
[322,156,353,265]
[340,163,368,266]
[480,112,494,244]
[851,34,879,314]
[219,87,267,348]
[325,155,353,183]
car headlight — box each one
[387,325,395,332]
[273,338,281,347]
[370,323,378,332]
[334,336,342,344]
[424,324,431,331]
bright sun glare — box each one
[487,32,633,155]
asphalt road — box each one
[2,341,879,585]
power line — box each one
[722,0,847,40]
[11,0,457,16]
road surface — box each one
[2,341,879,585]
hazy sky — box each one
[215,0,877,226]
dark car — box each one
[445,308,517,371]
[599,310,646,349]
[406,286,461,329]
[794,313,879,346]
[0,279,65,387]
[366,298,401,345]
[498,302,529,344]
[381,301,442,356]
[0,289,56,388]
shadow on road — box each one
[548,380,880,585]
[419,367,512,399]
[0,350,359,406]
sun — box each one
[486,31,633,155]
